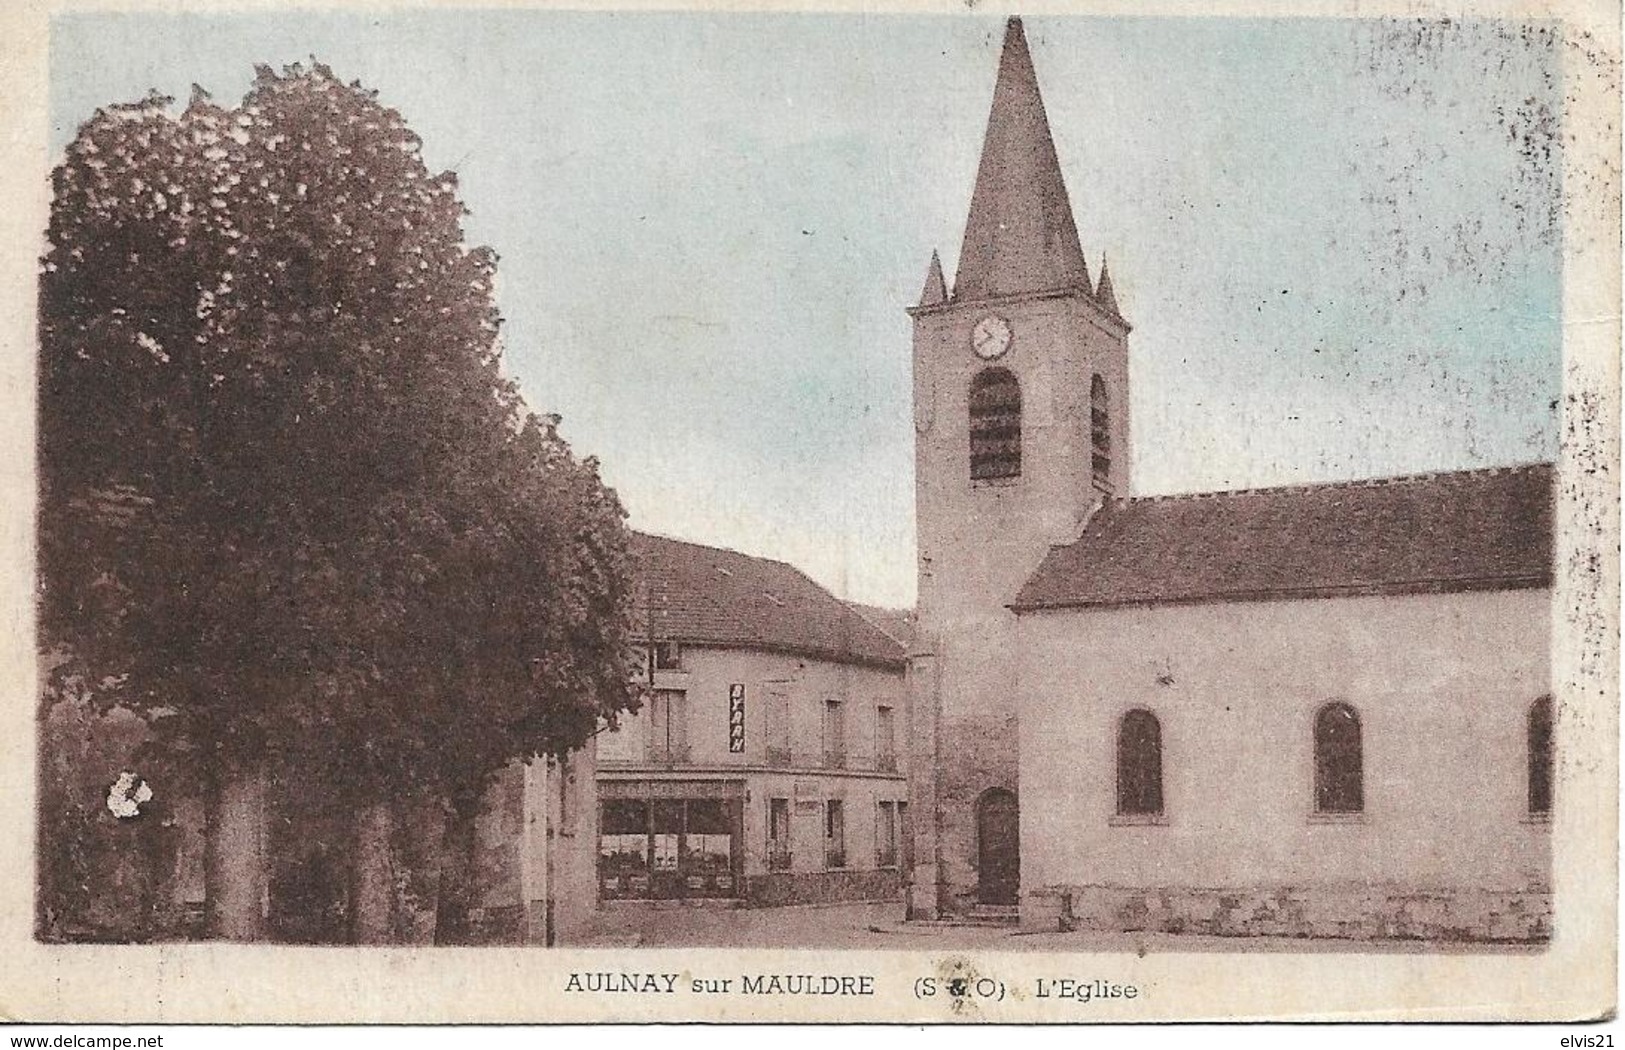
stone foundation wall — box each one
[1022,884,1551,943]
[744,869,903,908]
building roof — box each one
[1011,464,1554,612]
[952,17,1094,303]
[632,532,907,670]
[845,602,917,650]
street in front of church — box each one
[571,902,1543,953]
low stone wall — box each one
[1022,884,1551,943]
[744,869,903,908]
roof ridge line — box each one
[1121,461,1554,505]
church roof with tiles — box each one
[1011,464,1554,611]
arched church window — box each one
[1528,695,1553,817]
[1091,374,1111,492]
[1313,702,1363,814]
[969,367,1022,480]
[1116,709,1163,816]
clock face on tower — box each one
[971,314,1012,360]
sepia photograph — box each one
[1,0,1617,1025]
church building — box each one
[906,18,1553,941]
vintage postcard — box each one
[0,0,1617,1025]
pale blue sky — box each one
[50,13,1562,606]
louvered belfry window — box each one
[1091,374,1111,491]
[969,367,1022,480]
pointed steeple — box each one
[918,250,949,307]
[1094,255,1121,316]
[954,17,1091,302]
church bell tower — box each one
[906,16,1131,918]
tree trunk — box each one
[350,800,394,944]
[140,798,185,938]
[204,758,266,941]
[393,792,446,945]
[434,796,480,945]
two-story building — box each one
[596,532,911,906]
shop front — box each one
[599,780,744,901]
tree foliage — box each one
[39,63,637,808]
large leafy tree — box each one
[39,65,636,941]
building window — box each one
[599,800,651,898]
[766,688,792,767]
[1314,702,1363,814]
[969,367,1022,480]
[768,797,792,870]
[1116,709,1163,816]
[684,799,733,891]
[600,796,739,900]
[1090,374,1111,492]
[876,801,899,868]
[652,641,682,671]
[876,704,897,772]
[823,699,846,769]
[652,799,683,876]
[1528,695,1553,817]
[648,689,688,764]
[825,800,846,869]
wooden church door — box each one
[976,788,1020,906]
